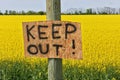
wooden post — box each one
[46,0,61,20]
[46,0,63,80]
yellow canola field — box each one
[0,15,120,67]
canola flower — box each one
[0,15,120,80]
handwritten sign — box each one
[23,21,82,59]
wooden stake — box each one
[46,0,63,80]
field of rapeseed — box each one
[0,15,120,80]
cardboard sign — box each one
[23,21,82,59]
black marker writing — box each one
[65,23,77,39]
[38,25,48,39]
[53,44,63,56]
[52,23,62,39]
[26,25,35,41]
[39,44,49,54]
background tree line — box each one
[65,7,120,15]
[0,7,120,15]
[0,10,45,15]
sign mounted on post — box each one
[23,21,82,59]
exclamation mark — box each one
[72,40,75,55]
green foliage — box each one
[0,60,120,80]
[63,62,120,80]
[0,59,48,80]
